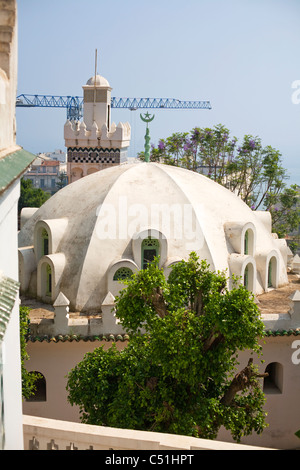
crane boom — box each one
[110,96,211,110]
[16,94,211,120]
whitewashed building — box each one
[0,0,36,450]
[18,158,300,449]
[18,161,289,312]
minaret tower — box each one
[64,53,131,183]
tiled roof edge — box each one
[0,147,36,195]
[26,333,130,343]
[263,329,300,337]
[26,330,300,343]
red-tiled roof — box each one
[40,160,59,166]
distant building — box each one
[23,158,67,194]
[64,74,131,183]
[44,149,67,164]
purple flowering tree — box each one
[137,124,299,246]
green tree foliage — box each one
[265,184,300,239]
[18,178,50,215]
[67,253,267,442]
[19,305,41,400]
[138,124,300,244]
[56,171,68,190]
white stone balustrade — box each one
[23,415,273,451]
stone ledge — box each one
[23,415,274,451]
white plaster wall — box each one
[218,336,300,450]
[0,180,24,449]
[23,340,127,423]
[24,334,300,449]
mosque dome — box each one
[18,163,288,313]
[85,74,110,87]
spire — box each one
[93,49,98,122]
[95,48,98,76]
[140,112,155,162]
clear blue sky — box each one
[16,0,300,185]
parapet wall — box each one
[23,415,273,450]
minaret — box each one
[64,61,131,183]
[82,74,112,132]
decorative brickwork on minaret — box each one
[64,73,130,183]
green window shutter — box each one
[141,238,159,269]
[41,229,49,256]
[244,230,249,255]
[113,268,133,281]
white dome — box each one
[85,74,110,87]
[18,163,288,312]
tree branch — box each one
[194,291,204,316]
[221,358,268,407]
[144,287,168,318]
[202,329,225,352]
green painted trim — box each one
[0,148,36,195]
[113,267,133,281]
[244,230,249,255]
[26,334,130,343]
[142,237,160,269]
[263,329,300,337]
[25,329,300,344]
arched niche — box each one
[37,253,66,302]
[263,362,283,394]
[107,259,138,297]
[224,221,256,256]
[34,218,68,263]
[132,229,168,269]
[228,253,256,293]
[71,166,83,182]
[25,372,47,402]
[256,250,280,291]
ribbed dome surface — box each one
[18,163,288,312]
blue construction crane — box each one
[16,94,211,120]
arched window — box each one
[268,256,277,288]
[26,372,47,402]
[113,267,133,281]
[263,362,283,394]
[46,264,52,297]
[71,167,83,182]
[244,265,249,288]
[39,262,52,299]
[244,230,249,255]
[268,259,272,288]
[243,228,254,256]
[141,238,160,269]
[41,228,49,256]
[243,262,255,292]
[37,253,65,302]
